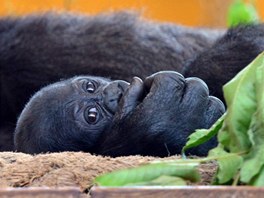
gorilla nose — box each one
[103,80,129,114]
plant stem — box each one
[232,172,240,186]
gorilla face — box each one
[14,76,129,154]
[15,72,225,156]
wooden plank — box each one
[91,186,264,198]
[0,187,82,198]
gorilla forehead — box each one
[39,75,112,99]
[25,75,112,114]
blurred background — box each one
[0,0,263,27]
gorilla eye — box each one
[85,107,99,124]
[84,81,96,93]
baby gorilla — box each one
[14,71,225,157]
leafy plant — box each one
[95,162,200,186]
[94,53,264,187]
[227,0,259,27]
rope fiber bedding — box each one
[0,152,216,192]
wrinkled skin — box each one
[15,71,225,157]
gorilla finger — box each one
[204,96,225,128]
[144,71,185,95]
[116,77,144,119]
[183,77,209,105]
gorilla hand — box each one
[96,71,225,157]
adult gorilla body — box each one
[1,12,264,153]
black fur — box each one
[14,76,130,154]
[183,25,264,100]
[1,12,264,153]
[14,72,225,157]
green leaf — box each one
[209,146,243,184]
[127,175,187,186]
[250,165,264,186]
[240,147,264,183]
[211,53,264,185]
[94,162,200,187]
[211,53,264,186]
[219,53,264,153]
[240,61,264,183]
[227,0,259,27]
[182,115,224,156]
[247,54,264,147]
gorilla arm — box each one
[183,24,264,101]
[96,72,225,157]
